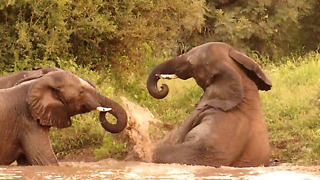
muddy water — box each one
[1,160,320,179]
[2,99,319,179]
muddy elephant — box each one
[147,42,272,167]
[0,70,127,166]
[0,67,61,89]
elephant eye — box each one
[52,88,67,104]
[79,89,84,96]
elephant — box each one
[146,42,272,167]
[0,70,127,166]
[0,67,61,89]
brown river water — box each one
[2,98,320,179]
[1,160,320,179]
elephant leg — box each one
[153,140,212,166]
[16,154,28,166]
[158,108,207,145]
[20,126,58,166]
[153,114,250,167]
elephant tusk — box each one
[96,107,112,112]
[159,74,178,79]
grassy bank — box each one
[261,52,320,165]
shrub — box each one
[182,0,320,59]
[0,0,206,72]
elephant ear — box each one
[229,49,272,91]
[27,73,71,128]
[196,63,244,111]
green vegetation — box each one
[0,0,320,165]
[0,0,207,71]
[0,0,319,71]
[261,52,320,165]
[192,0,320,58]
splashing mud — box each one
[121,96,160,162]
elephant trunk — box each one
[147,58,180,99]
[98,95,127,133]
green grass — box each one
[260,52,320,165]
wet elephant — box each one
[147,42,272,167]
[0,70,127,166]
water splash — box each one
[121,96,161,162]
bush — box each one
[1,0,318,72]
[181,0,320,59]
[0,0,206,71]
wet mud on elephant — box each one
[0,70,127,166]
[146,42,272,167]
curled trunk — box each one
[98,95,127,133]
[146,58,179,99]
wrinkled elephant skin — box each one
[147,42,272,167]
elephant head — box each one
[27,71,127,133]
[147,42,272,111]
